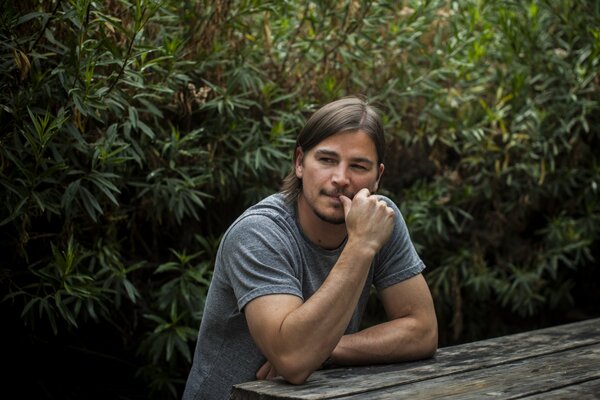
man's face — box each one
[295,130,384,225]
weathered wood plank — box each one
[522,377,600,399]
[335,343,600,399]
[232,318,600,400]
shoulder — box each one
[222,193,298,246]
[247,193,294,219]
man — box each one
[183,96,438,400]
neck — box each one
[296,195,347,250]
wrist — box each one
[346,237,378,258]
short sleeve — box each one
[220,214,304,311]
[372,197,425,290]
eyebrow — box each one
[314,149,375,166]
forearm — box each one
[330,314,438,366]
[269,240,376,381]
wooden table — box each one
[233,317,600,399]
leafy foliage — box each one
[390,0,600,343]
[1,0,598,398]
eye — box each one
[319,157,336,164]
[351,164,369,171]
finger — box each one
[376,199,395,218]
[339,195,352,219]
[355,188,371,199]
[267,365,278,379]
[256,361,270,380]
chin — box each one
[315,210,345,225]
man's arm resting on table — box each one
[330,273,438,365]
[244,240,376,385]
[244,190,396,384]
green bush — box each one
[390,0,600,343]
[1,0,598,398]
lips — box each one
[320,190,355,200]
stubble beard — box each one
[313,206,345,225]
[311,189,355,225]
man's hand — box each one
[339,188,395,254]
[256,360,279,380]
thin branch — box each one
[29,0,63,52]
[277,2,311,76]
[104,1,164,97]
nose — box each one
[331,165,350,188]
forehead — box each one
[308,130,378,160]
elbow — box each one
[283,371,310,385]
[279,365,312,385]
[422,323,438,359]
[410,318,438,360]
[424,339,437,359]
[275,354,317,385]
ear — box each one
[294,147,304,179]
[373,163,385,192]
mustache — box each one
[320,189,356,199]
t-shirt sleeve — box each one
[219,213,303,311]
[372,197,425,290]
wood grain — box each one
[232,318,600,400]
[337,344,600,399]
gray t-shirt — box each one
[182,193,424,400]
